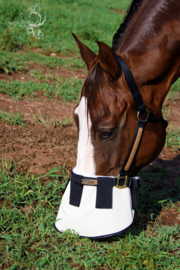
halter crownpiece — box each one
[55,55,168,239]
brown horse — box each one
[55,0,180,239]
[73,0,180,177]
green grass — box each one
[32,110,73,127]
[0,0,131,53]
[0,0,131,74]
[0,50,85,74]
[170,78,180,92]
[0,78,83,102]
[163,79,180,148]
[0,160,180,270]
[166,126,180,148]
[0,160,180,269]
[0,110,26,127]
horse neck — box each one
[116,0,180,116]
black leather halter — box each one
[115,54,168,127]
[115,54,168,177]
[69,55,168,210]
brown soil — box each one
[0,92,78,175]
[157,202,180,226]
[111,9,125,15]
[0,63,86,82]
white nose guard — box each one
[55,171,141,239]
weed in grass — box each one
[29,69,44,81]
[32,110,73,127]
[59,117,73,127]
[31,110,55,125]
[158,198,176,209]
[0,110,26,127]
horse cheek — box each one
[136,124,166,169]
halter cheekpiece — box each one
[115,54,168,178]
[55,54,168,239]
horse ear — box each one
[97,41,121,79]
[72,33,97,70]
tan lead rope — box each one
[124,127,143,172]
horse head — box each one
[72,34,166,178]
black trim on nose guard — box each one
[69,171,142,210]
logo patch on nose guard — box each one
[82,179,98,185]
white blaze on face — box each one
[73,96,96,176]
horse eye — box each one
[101,130,114,140]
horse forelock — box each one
[84,62,103,102]
[84,61,118,118]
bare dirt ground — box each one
[0,92,78,175]
[0,65,86,175]
[0,70,180,227]
[0,63,86,82]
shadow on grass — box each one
[96,154,180,243]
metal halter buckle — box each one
[116,174,128,189]
[137,108,149,122]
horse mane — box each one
[112,0,145,51]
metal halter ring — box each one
[137,108,149,122]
